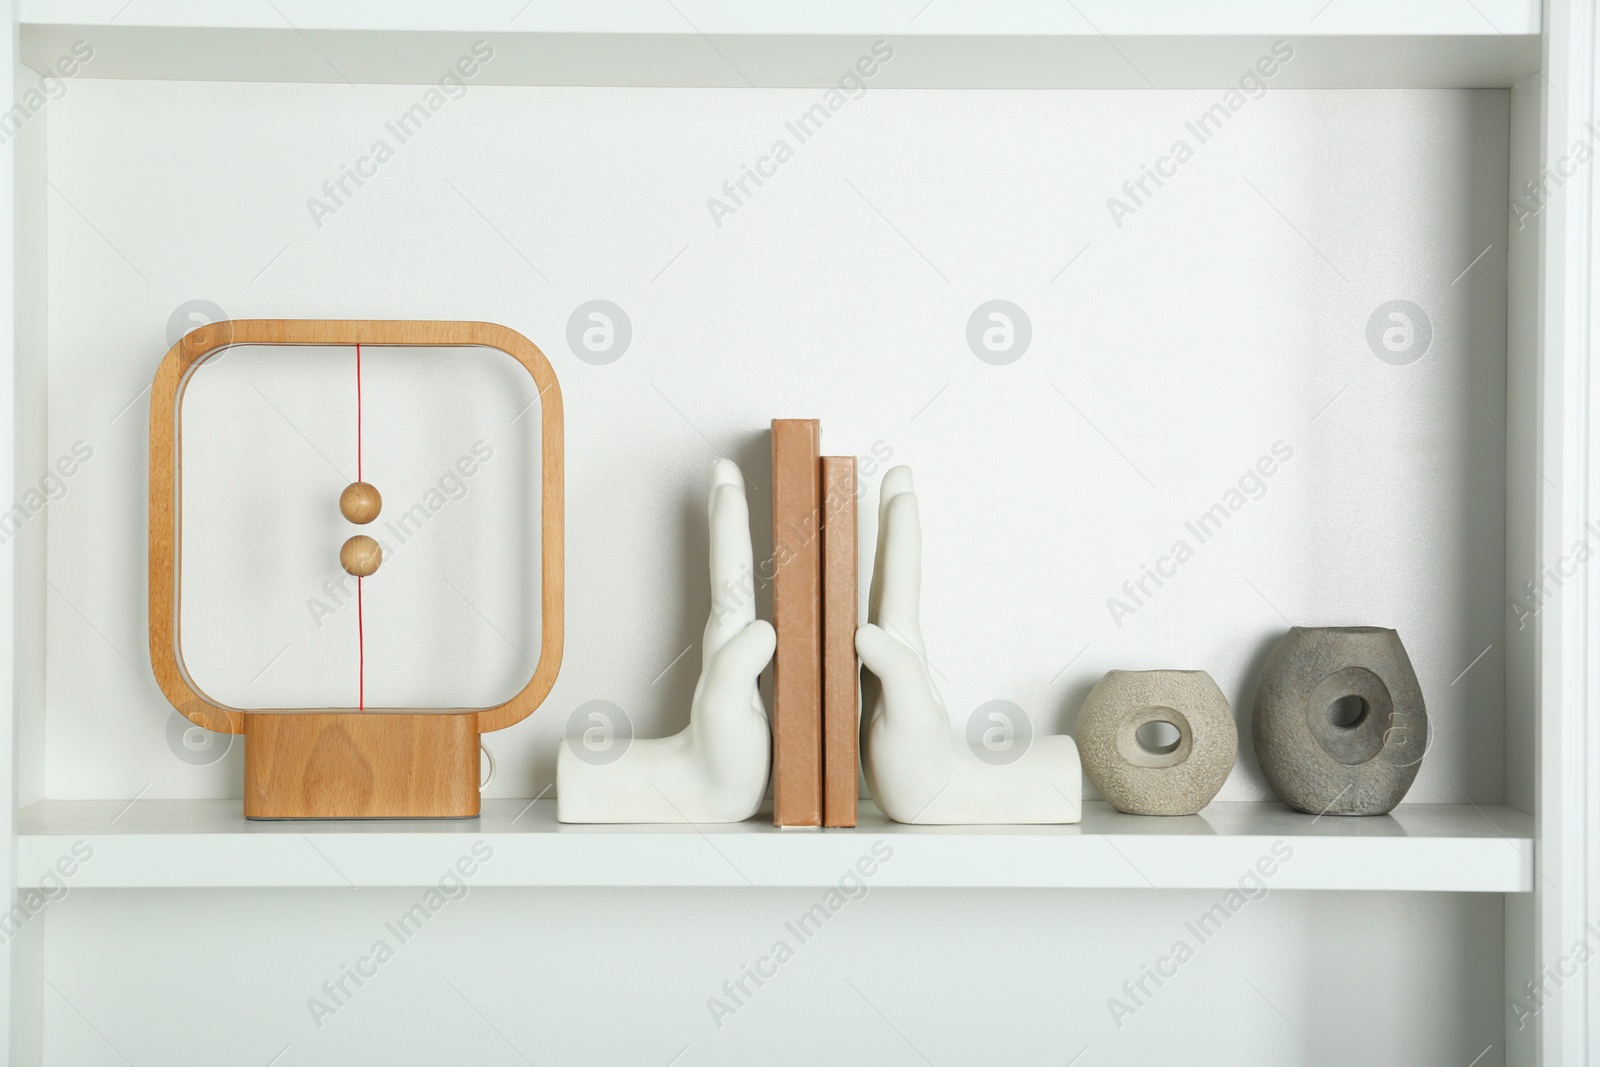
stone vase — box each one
[1076,670,1237,816]
[1252,626,1427,816]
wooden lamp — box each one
[148,320,564,819]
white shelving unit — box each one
[17,799,1535,891]
[17,1,1546,88]
[4,3,1597,1065]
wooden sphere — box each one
[341,535,382,577]
[340,481,382,524]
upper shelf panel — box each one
[19,1,1541,88]
[17,0,1544,37]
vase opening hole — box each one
[1135,720,1182,755]
[1326,695,1368,730]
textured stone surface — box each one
[1252,626,1427,816]
[1076,670,1237,816]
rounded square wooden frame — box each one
[148,319,564,736]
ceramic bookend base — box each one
[856,466,1082,824]
[557,460,775,823]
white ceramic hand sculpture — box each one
[557,460,776,823]
[855,466,1082,824]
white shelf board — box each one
[18,1,1541,87]
[17,799,1534,892]
[16,0,1543,36]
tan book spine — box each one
[771,420,823,827]
[821,456,860,827]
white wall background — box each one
[33,77,1510,1065]
[43,80,1507,803]
[180,343,542,711]
[44,885,1502,1067]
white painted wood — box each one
[14,28,1544,90]
[14,0,1545,36]
[17,799,1534,891]
[3,0,41,1060]
[1530,4,1600,1065]
[13,2,1544,89]
[10,2,44,820]
[1508,76,1541,827]
[1505,64,1541,1067]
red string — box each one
[356,343,364,710]
[356,343,363,482]
[358,577,365,710]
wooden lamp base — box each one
[242,711,481,820]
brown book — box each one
[770,420,823,827]
[821,456,860,827]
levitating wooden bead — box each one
[340,481,382,524]
[341,535,381,577]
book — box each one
[821,455,860,827]
[770,419,823,827]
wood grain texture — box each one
[243,711,480,819]
[340,534,382,577]
[821,456,859,828]
[147,319,564,736]
[339,481,382,524]
[771,419,822,827]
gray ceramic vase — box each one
[1076,670,1237,816]
[1252,626,1427,816]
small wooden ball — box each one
[340,481,382,524]
[341,535,382,577]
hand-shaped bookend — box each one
[856,466,1082,824]
[557,460,776,823]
